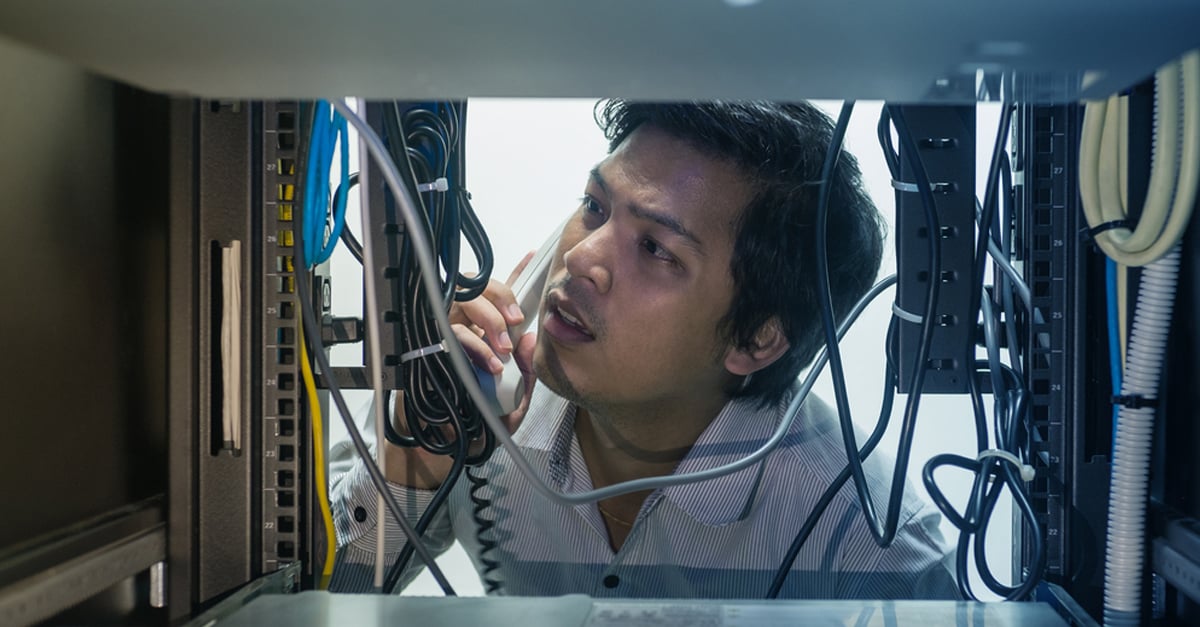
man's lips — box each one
[544,291,596,341]
[553,305,591,335]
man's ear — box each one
[724,318,789,377]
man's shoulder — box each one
[763,388,931,522]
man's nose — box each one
[562,225,613,294]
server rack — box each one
[166,100,318,620]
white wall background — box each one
[327,99,1015,598]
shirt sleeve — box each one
[325,396,456,592]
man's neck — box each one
[574,393,731,488]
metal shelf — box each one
[0,1,1198,101]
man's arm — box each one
[327,437,456,592]
[326,261,538,592]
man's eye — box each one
[642,239,677,265]
[580,196,606,226]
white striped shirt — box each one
[329,383,958,598]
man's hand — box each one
[383,253,539,489]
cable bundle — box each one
[303,101,351,267]
[1080,51,1199,267]
[1079,50,1199,627]
[373,102,502,593]
[293,100,458,595]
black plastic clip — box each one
[1084,219,1132,241]
[1112,394,1157,409]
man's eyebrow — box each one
[589,167,706,254]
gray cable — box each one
[354,98,390,589]
[987,239,1032,311]
[332,99,894,505]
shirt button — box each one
[353,506,367,522]
[603,574,620,589]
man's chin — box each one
[533,346,582,404]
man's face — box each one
[532,126,755,413]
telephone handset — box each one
[476,221,566,416]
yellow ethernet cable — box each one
[299,326,337,589]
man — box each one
[331,100,956,598]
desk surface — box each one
[1,1,1198,101]
[216,592,1068,626]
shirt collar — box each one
[515,382,801,527]
[513,384,577,490]
[657,390,791,526]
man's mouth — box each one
[554,306,591,335]
[544,291,597,342]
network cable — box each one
[294,100,457,596]
[767,306,898,598]
[298,325,336,589]
[920,102,1046,600]
[382,389,470,594]
[332,172,363,264]
[877,102,1043,598]
[1086,50,1198,627]
[302,101,351,267]
[1080,51,1199,266]
[373,101,502,593]
[819,103,942,549]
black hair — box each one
[596,100,885,406]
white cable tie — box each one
[891,179,919,193]
[977,449,1036,482]
[891,302,924,324]
[399,341,446,363]
[417,177,449,193]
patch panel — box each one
[260,101,305,579]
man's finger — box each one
[506,250,536,287]
[500,332,539,434]
[452,323,504,374]
[456,291,514,357]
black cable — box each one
[334,172,364,264]
[379,102,496,461]
[922,293,1045,600]
[880,105,1042,598]
[819,104,941,548]
[996,153,1021,375]
[450,102,495,301]
[766,317,899,598]
[967,105,1015,373]
[382,387,470,593]
[292,117,456,594]
[923,440,1044,600]
[370,101,502,592]
[877,108,900,178]
[467,467,504,593]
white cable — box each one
[1081,51,1199,266]
[1101,64,1177,253]
[1098,48,1198,627]
[1103,246,1180,627]
[334,94,889,507]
